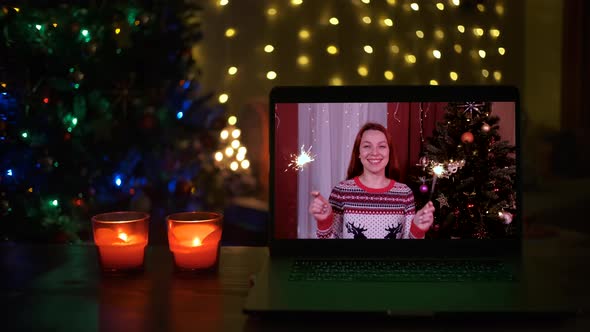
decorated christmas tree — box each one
[412,102,516,239]
[0,2,231,243]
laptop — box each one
[243,85,574,319]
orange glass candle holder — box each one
[167,212,223,271]
[92,211,149,272]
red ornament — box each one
[461,132,474,144]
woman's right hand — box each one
[309,191,332,221]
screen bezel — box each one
[268,85,522,258]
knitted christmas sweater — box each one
[316,177,425,239]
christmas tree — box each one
[0,2,230,243]
[412,102,516,239]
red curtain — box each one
[387,102,448,183]
[273,103,298,239]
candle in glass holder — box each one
[167,212,223,270]
[92,211,149,272]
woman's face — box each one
[358,129,389,176]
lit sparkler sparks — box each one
[286,145,316,172]
[429,164,445,201]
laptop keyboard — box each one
[289,259,514,282]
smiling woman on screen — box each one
[308,122,435,239]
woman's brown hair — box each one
[346,122,400,180]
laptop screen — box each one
[272,87,518,241]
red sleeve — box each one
[317,213,334,231]
[410,220,426,239]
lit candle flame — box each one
[286,145,316,172]
[192,237,202,246]
[118,232,128,242]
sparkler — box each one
[286,145,316,172]
[429,164,445,201]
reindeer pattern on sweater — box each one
[316,177,421,239]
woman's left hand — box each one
[413,201,435,231]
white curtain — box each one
[297,103,388,238]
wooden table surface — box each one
[1,228,589,332]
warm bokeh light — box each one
[478,50,486,58]
[391,45,400,53]
[457,25,465,33]
[329,17,339,25]
[267,8,277,16]
[450,71,458,81]
[416,30,424,38]
[477,4,485,12]
[241,160,250,169]
[490,28,501,37]
[496,4,505,15]
[482,69,490,78]
[498,47,506,55]
[432,50,442,59]
[452,0,460,6]
[297,55,310,66]
[215,152,223,161]
[327,45,338,55]
[404,54,417,64]
[436,3,444,10]
[384,70,395,80]
[473,28,484,36]
[291,0,303,5]
[219,93,229,103]
[383,18,393,27]
[357,66,369,77]
[430,79,439,85]
[493,71,502,81]
[264,44,274,53]
[225,147,234,157]
[220,130,229,140]
[228,115,237,125]
[435,29,444,39]
[225,28,236,38]
[266,71,277,80]
[232,129,241,138]
[219,0,229,6]
[299,29,310,40]
[228,66,238,75]
[330,76,343,85]
[362,16,372,24]
[363,45,373,54]
[231,139,240,149]
[410,3,419,11]
[454,44,462,53]
[230,161,239,171]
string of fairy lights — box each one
[208,0,509,106]
[214,115,251,172]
